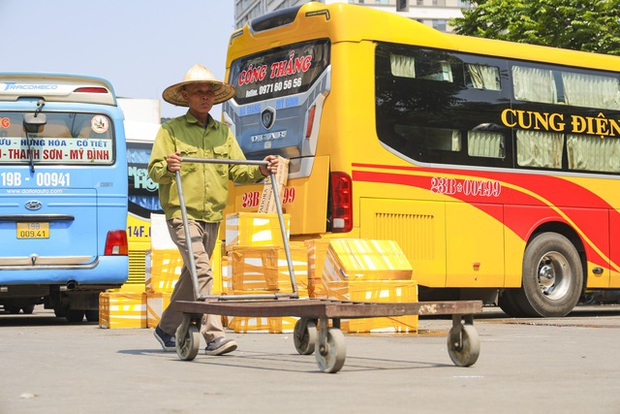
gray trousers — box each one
[159,218,225,343]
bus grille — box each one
[372,213,435,261]
[127,249,147,285]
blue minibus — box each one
[0,73,128,322]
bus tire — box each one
[66,310,85,323]
[85,310,99,322]
[517,232,583,317]
[497,290,528,317]
[22,304,35,314]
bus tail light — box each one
[73,87,109,94]
[105,230,128,255]
[330,171,352,233]
[305,105,316,139]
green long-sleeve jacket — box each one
[148,111,265,222]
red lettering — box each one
[268,54,313,79]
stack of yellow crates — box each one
[99,291,147,329]
[224,212,308,333]
[321,239,418,333]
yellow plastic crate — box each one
[99,292,147,329]
[147,240,223,294]
[230,245,279,291]
[276,241,309,293]
[322,239,413,282]
[146,249,182,294]
[225,212,290,252]
[327,280,418,333]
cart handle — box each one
[174,157,298,301]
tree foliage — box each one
[451,0,620,55]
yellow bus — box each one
[221,2,620,317]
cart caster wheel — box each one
[447,323,480,367]
[176,324,200,361]
[316,327,346,373]
[294,318,317,355]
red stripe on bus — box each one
[352,167,615,270]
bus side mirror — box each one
[23,112,47,134]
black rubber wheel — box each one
[66,310,85,323]
[85,310,99,322]
[515,232,583,317]
[21,304,35,314]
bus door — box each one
[223,39,331,235]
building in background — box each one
[234,0,470,32]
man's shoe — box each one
[154,325,176,352]
[205,337,237,356]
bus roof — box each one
[231,2,620,73]
[0,72,117,106]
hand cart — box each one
[170,157,483,373]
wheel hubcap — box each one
[537,252,570,299]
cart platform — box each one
[171,298,483,373]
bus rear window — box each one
[0,112,115,165]
[229,39,330,105]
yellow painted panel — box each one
[360,198,446,287]
[445,202,504,287]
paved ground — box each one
[1,304,620,414]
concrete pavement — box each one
[1,305,620,414]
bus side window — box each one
[516,130,564,169]
[468,131,505,159]
[512,65,558,104]
[465,64,501,91]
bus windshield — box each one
[0,112,115,167]
[226,39,331,165]
[229,39,330,105]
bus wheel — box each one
[85,310,99,323]
[21,304,35,314]
[497,290,528,317]
[517,232,583,317]
[66,310,85,323]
